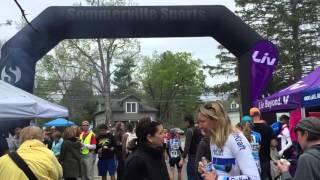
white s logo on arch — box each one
[1,66,22,84]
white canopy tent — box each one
[0,80,68,120]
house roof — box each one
[95,95,158,114]
[119,95,141,105]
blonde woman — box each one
[0,126,63,180]
[197,102,260,180]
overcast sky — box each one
[0,0,237,94]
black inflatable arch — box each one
[0,6,264,115]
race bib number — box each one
[170,150,178,158]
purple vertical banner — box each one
[250,40,279,105]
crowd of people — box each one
[0,102,320,180]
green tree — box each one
[236,0,320,90]
[141,51,206,123]
[206,0,320,96]
[35,41,98,122]
[61,77,96,124]
[112,56,139,97]
[35,0,141,125]
[67,37,140,125]
[34,41,91,101]
[67,0,141,125]
[203,45,239,96]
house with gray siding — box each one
[94,95,158,125]
[221,99,241,125]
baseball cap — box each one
[241,116,253,125]
[170,128,176,136]
[250,107,260,116]
[295,117,320,136]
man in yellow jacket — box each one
[80,120,96,180]
[0,126,62,180]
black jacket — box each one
[123,144,170,180]
[253,123,273,162]
[59,139,82,178]
[114,130,124,160]
[96,133,116,159]
[182,127,203,159]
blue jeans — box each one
[187,157,198,180]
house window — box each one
[126,102,138,113]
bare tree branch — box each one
[97,38,107,91]
[109,67,119,77]
[68,40,102,71]
[82,80,103,94]
[68,40,104,90]
[13,0,38,32]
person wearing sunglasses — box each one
[197,102,260,180]
[123,117,170,180]
[277,117,320,180]
[79,120,96,180]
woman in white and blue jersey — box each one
[197,102,260,180]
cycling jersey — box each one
[278,125,292,152]
[250,131,261,172]
[210,133,260,180]
[168,138,182,158]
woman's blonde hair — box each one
[19,126,43,144]
[198,102,234,148]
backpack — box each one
[126,132,137,153]
[271,122,282,136]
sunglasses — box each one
[82,125,89,126]
[204,102,224,112]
